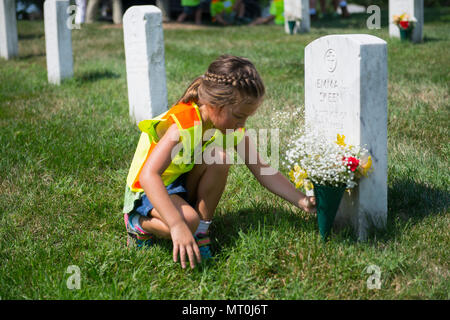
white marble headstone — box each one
[284,0,310,34]
[305,34,388,241]
[389,0,424,43]
[123,5,168,125]
[44,0,74,85]
[0,0,19,59]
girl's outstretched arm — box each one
[236,133,316,213]
[140,123,201,269]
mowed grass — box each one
[0,8,449,299]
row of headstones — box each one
[279,0,425,44]
[284,0,424,43]
[0,0,73,84]
[0,0,425,64]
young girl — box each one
[123,55,316,269]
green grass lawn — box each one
[0,8,449,299]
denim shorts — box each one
[132,173,194,217]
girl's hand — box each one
[170,222,202,269]
[299,196,316,214]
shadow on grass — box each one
[360,179,449,243]
[210,179,449,250]
[18,33,44,40]
[387,179,449,221]
[212,204,320,250]
[77,70,120,83]
[150,203,320,269]
[141,179,449,271]
[20,52,45,60]
[422,36,443,43]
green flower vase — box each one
[287,20,296,35]
[399,28,412,41]
[312,183,346,241]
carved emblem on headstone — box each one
[324,49,337,73]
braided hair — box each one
[177,55,265,108]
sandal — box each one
[123,213,153,248]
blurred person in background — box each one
[86,0,124,24]
[177,0,211,25]
[249,0,283,26]
[75,0,87,24]
[210,0,248,25]
[310,0,349,19]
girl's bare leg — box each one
[236,0,245,19]
[139,146,230,238]
[139,148,230,237]
[139,194,200,239]
[185,147,231,221]
[320,0,326,14]
[195,8,202,25]
[215,14,228,26]
[177,12,187,22]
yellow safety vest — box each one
[126,101,245,193]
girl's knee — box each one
[183,208,200,233]
[212,162,230,176]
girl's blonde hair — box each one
[176,54,265,108]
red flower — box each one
[343,157,360,172]
[399,20,410,29]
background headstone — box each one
[0,0,19,59]
[123,5,168,125]
[75,0,86,24]
[44,0,74,85]
[284,0,310,34]
[389,0,424,43]
[305,34,388,241]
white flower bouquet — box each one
[284,128,373,240]
[285,128,372,191]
